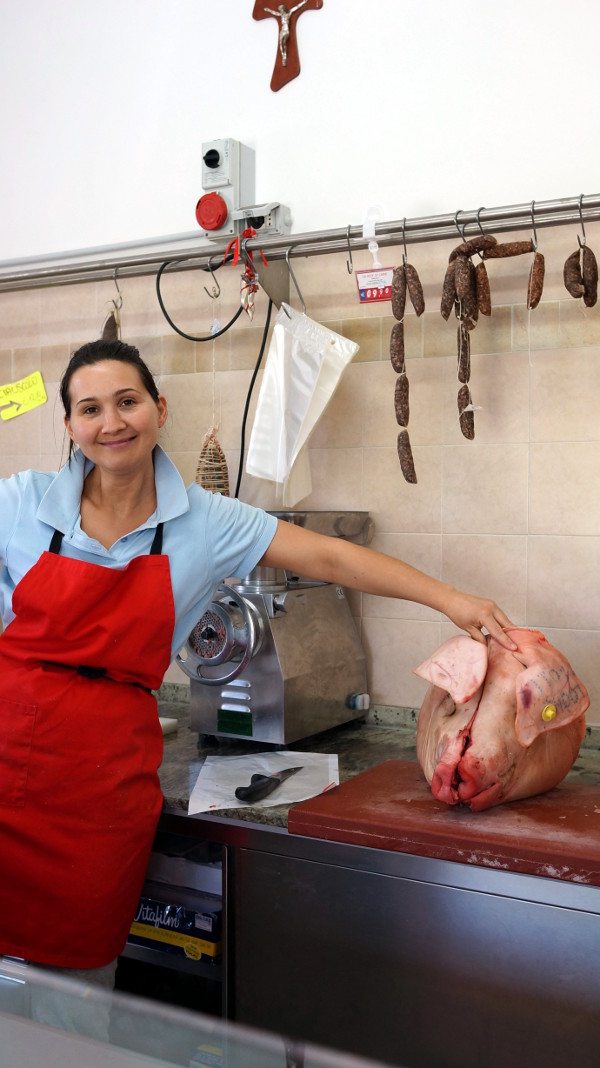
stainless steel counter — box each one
[153,700,600,1068]
[157,699,600,825]
[157,702,420,824]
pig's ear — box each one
[514,637,590,747]
[414,635,488,704]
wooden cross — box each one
[253,0,323,92]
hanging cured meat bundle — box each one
[563,244,598,307]
[527,251,546,309]
[442,230,543,440]
[389,259,424,483]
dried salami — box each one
[475,260,492,316]
[454,255,471,300]
[405,263,425,316]
[483,240,535,259]
[457,384,475,440]
[449,234,498,261]
[582,245,598,307]
[457,323,471,384]
[526,251,545,309]
[462,259,479,329]
[389,321,405,374]
[397,428,417,483]
[391,265,407,320]
[394,373,409,428]
[563,249,585,298]
[441,261,457,320]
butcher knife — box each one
[234,767,303,804]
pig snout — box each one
[430,716,476,805]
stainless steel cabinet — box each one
[160,811,600,1068]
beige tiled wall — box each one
[1,223,599,721]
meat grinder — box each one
[176,511,373,745]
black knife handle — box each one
[235,774,281,804]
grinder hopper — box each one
[176,511,373,745]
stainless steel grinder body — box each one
[177,512,372,745]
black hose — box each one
[155,254,273,500]
[155,256,244,341]
[234,297,273,498]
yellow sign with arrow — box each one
[0,371,47,421]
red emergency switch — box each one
[195,192,229,231]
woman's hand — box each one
[439,588,517,650]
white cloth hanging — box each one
[245,303,359,506]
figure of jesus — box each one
[263,1,308,67]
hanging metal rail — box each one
[0,194,599,292]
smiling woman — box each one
[60,347,169,547]
[0,340,281,1012]
[0,337,514,1034]
[60,341,166,460]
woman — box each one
[0,339,514,985]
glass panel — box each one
[0,957,394,1068]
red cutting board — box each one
[288,760,600,886]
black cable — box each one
[155,253,272,500]
[156,256,244,341]
[234,297,273,498]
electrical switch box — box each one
[196,138,256,238]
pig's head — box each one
[414,628,589,812]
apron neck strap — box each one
[48,522,164,556]
[149,523,164,555]
[48,529,64,554]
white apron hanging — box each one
[246,303,359,506]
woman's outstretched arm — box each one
[260,519,516,649]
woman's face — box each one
[64,360,167,474]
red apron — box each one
[0,523,175,968]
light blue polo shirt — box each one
[0,446,278,662]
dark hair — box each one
[60,339,161,462]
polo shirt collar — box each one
[36,445,190,532]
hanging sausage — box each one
[390,246,424,484]
[442,208,544,441]
[563,245,598,306]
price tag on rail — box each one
[355,266,394,304]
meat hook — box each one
[530,200,539,251]
[454,210,467,242]
[284,247,306,314]
[577,193,587,248]
[401,218,408,265]
[203,255,221,300]
[346,225,354,274]
[240,238,260,286]
[470,208,490,260]
[475,207,488,236]
[112,267,123,310]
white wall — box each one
[1,0,599,261]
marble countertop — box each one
[157,701,600,831]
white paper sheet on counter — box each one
[188,751,339,815]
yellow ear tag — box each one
[542,704,557,722]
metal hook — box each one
[203,256,221,299]
[112,268,123,310]
[530,200,538,251]
[285,247,306,314]
[454,210,466,242]
[346,225,354,275]
[240,238,259,285]
[476,207,487,236]
[577,193,587,248]
[401,218,408,265]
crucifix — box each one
[253,0,323,92]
